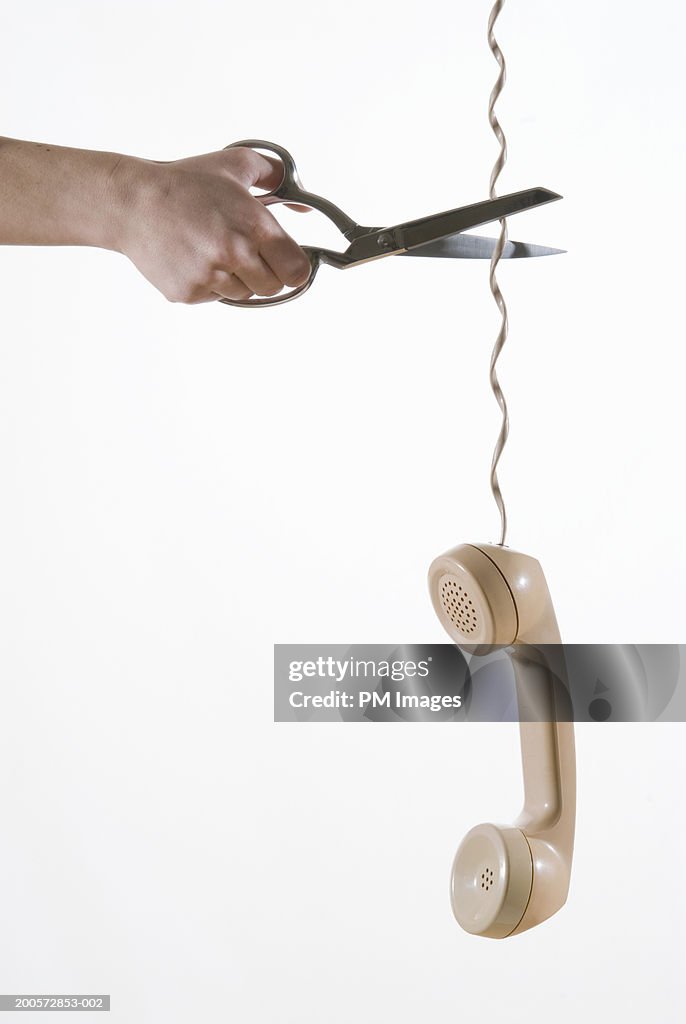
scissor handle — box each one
[219,139,359,307]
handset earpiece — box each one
[428,543,576,937]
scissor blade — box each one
[403,233,565,259]
[345,187,562,266]
[402,188,562,250]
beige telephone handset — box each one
[428,542,575,938]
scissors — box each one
[221,140,564,308]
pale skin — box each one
[0,137,312,303]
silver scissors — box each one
[221,139,564,308]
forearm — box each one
[0,136,132,250]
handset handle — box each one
[510,645,576,934]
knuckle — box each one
[223,235,254,272]
[227,146,255,178]
[218,241,240,273]
[251,215,278,246]
[214,240,239,272]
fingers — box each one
[259,235,311,289]
[168,212,310,305]
[212,243,310,303]
[212,271,254,303]
[225,197,311,292]
[255,217,312,289]
[225,241,284,296]
[219,151,312,288]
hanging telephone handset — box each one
[428,542,576,938]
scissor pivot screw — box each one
[377,232,395,250]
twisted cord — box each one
[487,0,509,546]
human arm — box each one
[0,137,311,302]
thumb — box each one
[227,147,284,191]
[227,147,312,211]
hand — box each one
[114,147,312,303]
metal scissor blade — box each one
[400,188,562,250]
[345,187,562,266]
[403,233,566,259]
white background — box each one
[0,1,684,1020]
